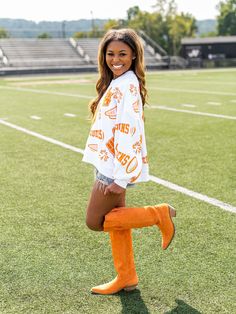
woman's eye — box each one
[120,53,126,57]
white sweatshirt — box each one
[82,70,149,188]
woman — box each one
[82,28,176,295]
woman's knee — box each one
[86,216,104,231]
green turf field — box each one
[0,68,235,313]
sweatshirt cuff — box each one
[114,179,128,189]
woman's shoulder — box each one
[113,71,139,91]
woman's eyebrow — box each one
[107,49,127,52]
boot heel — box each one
[169,205,176,217]
[124,284,138,291]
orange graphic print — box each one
[115,144,138,173]
[88,144,98,152]
[132,100,139,113]
[114,123,130,134]
[106,137,115,156]
[130,170,141,183]
[126,156,138,174]
[142,156,148,164]
[113,87,123,103]
[132,135,142,154]
[129,84,138,96]
[103,87,113,106]
[105,106,117,119]
[99,149,109,161]
[130,127,136,136]
[90,129,104,140]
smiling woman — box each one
[82,28,177,295]
[105,41,135,78]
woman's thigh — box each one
[86,180,126,231]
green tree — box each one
[0,28,9,38]
[126,7,167,51]
[152,0,197,55]
[168,13,197,55]
[100,1,197,55]
[217,0,236,35]
[127,6,141,21]
[37,32,52,39]
[152,0,177,16]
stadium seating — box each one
[0,36,176,75]
[76,37,168,68]
[0,38,87,68]
[76,38,100,64]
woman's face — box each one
[105,40,135,79]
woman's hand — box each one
[104,183,126,195]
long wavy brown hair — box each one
[89,28,148,118]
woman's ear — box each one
[132,56,136,60]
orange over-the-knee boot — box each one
[91,229,138,295]
[104,203,176,250]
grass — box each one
[0,68,236,313]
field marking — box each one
[148,68,236,75]
[0,119,84,155]
[1,85,236,120]
[207,102,221,106]
[153,79,236,86]
[0,85,93,99]
[64,113,77,117]
[30,115,41,120]
[149,176,236,214]
[149,86,236,96]
[150,105,236,120]
[0,118,235,214]
[181,104,196,108]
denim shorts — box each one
[95,169,135,188]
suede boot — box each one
[104,203,176,250]
[91,229,138,294]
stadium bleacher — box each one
[0,36,176,75]
[0,38,88,68]
[75,37,167,68]
[76,38,100,64]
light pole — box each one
[62,20,66,38]
[90,11,95,36]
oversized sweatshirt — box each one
[82,70,149,188]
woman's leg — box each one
[85,180,138,295]
[86,180,126,231]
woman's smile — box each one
[106,40,134,78]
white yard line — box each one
[150,105,236,120]
[207,102,221,106]
[1,85,236,121]
[0,118,235,214]
[0,119,84,155]
[155,79,236,86]
[149,176,236,214]
[64,113,77,117]
[181,104,196,108]
[30,115,41,120]
[0,85,93,99]
[149,86,236,96]
[148,68,236,75]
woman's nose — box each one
[112,54,120,61]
